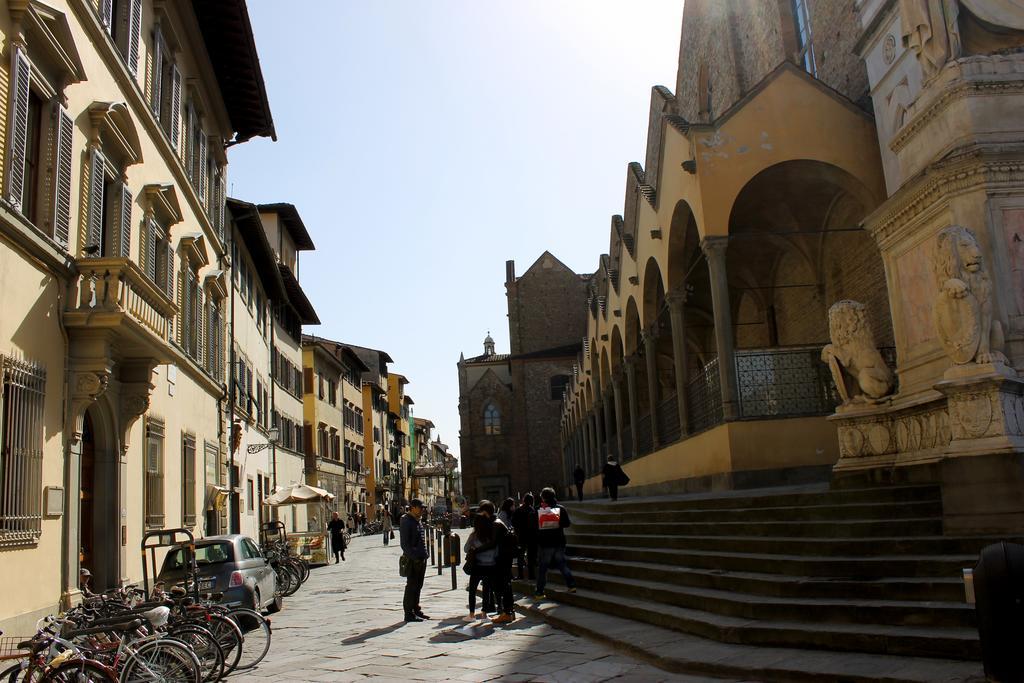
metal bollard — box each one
[436,529,443,575]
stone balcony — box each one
[64,257,177,363]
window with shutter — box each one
[145,417,165,528]
[51,105,73,248]
[182,433,196,527]
[6,48,31,211]
[195,287,204,365]
[85,149,106,255]
[144,219,158,281]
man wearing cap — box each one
[400,498,430,622]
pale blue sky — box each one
[227,1,685,459]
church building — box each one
[458,252,591,502]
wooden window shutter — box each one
[185,105,196,179]
[126,0,143,75]
[51,104,74,248]
[86,149,106,255]
[196,286,205,364]
[100,0,114,29]
[144,219,158,281]
[6,48,31,210]
[169,65,182,150]
[115,183,132,258]
[216,171,226,242]
[163,238,174,299]
[198,135,208,205]
[304,367,314,395]
[151,28,163,117]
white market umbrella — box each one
[264,483,336,506]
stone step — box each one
[573,484,941,514]
[569,543,975,578]
[570,516,944,539]
[566,532,1008,558]
[515,598,984,682]
[569,555,969,603]
[555,568,974,629]
[516,582,980,660]
[572,499,944,523]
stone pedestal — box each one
[936,363,1024,457]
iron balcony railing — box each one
[657,394,682,445]
[735,345,839,419]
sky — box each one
[226,1,685,460]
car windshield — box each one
[165,542,233,570]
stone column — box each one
[666,290,691,435]
[584,411,595,475]
[601,392,615,461]
[642,327,661,449]
[624,357,640,458]
[611,373,625,460]
[702,236,739,420]
[593,393,605,466]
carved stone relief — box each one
[933,225,1008,366]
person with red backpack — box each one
[534,487,576,599]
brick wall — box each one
[674,0,868,122]
[507,254,590,355]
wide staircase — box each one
[515,484,1003,682]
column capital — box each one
[700,235,729,263]
[665,288,689,308]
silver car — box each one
[158,534,281,613]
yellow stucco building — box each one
[0,0,274,634]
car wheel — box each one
[252,587,261,611]
[266,593,283,614]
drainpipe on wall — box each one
[228,228,239,535]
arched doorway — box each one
[80,404,119,591]
[726,160,892,418]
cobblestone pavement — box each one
[232,535,726,682]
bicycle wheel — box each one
[296,558,310,584]
[225,609,270,671]
[272,565,294,597]
[41,659,114,682]
[166,626,224,682]
[119,639,200,683]
[204,616,242,676]
[280,564,301,598]
[284,559,306,588]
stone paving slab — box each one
[230,536,709,682]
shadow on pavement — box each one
[341,621,407,645]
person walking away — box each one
[602,455,629,501]
[535,487,576,598]
[482,500,517,624]
[462,505,498,621]
[399,499,430,622]
[327,512,347,563]
[573,465,586,502]
[382,509,394,545]
[511,493,538,580]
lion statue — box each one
[822,300,894,404]
[933,225,1006,366]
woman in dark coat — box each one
[601,455,628,501]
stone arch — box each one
[641,257,666,329]
[666,199,701,293]
[727,159,891,350]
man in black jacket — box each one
[534,487,576,598]
[511,493,538,580]
[399,499,430,622]
[573,465,585,502]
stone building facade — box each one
[458,252,590,502]
[560,0,1024,533]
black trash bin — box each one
[974,541,1024,682]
